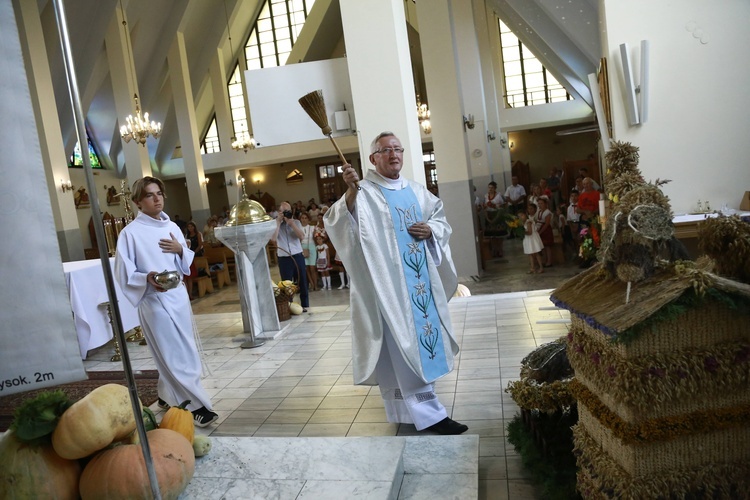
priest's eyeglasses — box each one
[375,147,405,155]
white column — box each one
[417,0,482,278]
[15,0,83,261]
[168,31,211,226]
[339,0,425,185]
[105,6,152,184]
[225,169,243,207]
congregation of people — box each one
[477,166,602,273]
[172,197,352,297]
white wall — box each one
[603,0,750,214]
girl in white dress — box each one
[316,235,332,290]
[521,203,544,274]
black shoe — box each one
[157,398,170,410]
[425,417,468,435]
[192,407,219,427]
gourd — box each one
[52,383,138,459]
[0,429,81,500]
[289,302,304,315]
[79,429,195,500]
[159,400,194,444]
[192,434,211,457]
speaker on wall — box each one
[619,43,640,126]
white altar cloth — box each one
[63,258,140,359]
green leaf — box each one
[10,390,73,445]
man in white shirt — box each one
[504,175,527,215]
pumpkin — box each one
[192,434,211,457]
[79,429,194,500]
[52,383,139,460]
[0,429,81,500]
[289,302,304,315]
[159,400,194,444]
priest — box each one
[324,132,467,435]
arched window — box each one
[498,20,571,108]
[228,64,251,143]
[244,0,317,70]
[200,115,220,154]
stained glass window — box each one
[69,138,102,168]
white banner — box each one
[0,0,86,396]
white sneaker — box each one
[338,284,345,289]
[345,284,350,288]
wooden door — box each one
[511,160,531,196]
[563,158,600,198]
[316,159,362,205]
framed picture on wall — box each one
[74,187,90,209]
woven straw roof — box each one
[551,264,689,335]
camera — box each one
[283,210,293,219]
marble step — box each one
[183,434,478,499]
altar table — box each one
[63,258,140,359]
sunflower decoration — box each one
[505,216,526,239]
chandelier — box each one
[416,94,431,134]
[120,94,161,146]
[231,134,257,153]
[118,0,161,146]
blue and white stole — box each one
[379,184,449,381]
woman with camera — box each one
[270,201,310,312]
[299,212,318,291]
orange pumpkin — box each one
[79,429,194,500]
[159,400,194,444]
[0,429,81,500]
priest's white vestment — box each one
[115,212,213,411]
[324,170,459,387]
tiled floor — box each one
[84,238,578,499]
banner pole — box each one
[51,1,161,498]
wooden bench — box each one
[191,257,214,298]
[203,247,231,288]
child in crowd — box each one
[535,197,554,268]
[521,203,545,274]
[558,203,575,255]
[334,249,349,289]
[315,236,332,290]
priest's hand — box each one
[342,163,359,191]
[147,271,167,292]
[159,232,183,256]
[408,222,432,240]
[342,163,358,212]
